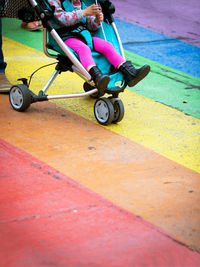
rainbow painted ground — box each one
[1,0,200,266]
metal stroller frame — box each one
[9,0,126,125]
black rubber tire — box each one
[9,84,32,112]
[112,98,125,123]
[94,97,115,125]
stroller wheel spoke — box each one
[11,88,23,107]
[96,101,109,119]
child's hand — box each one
[95,12,104,25]
[83,4,101,17]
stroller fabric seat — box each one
[46,0,124,89]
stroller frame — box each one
[9,0,127,125]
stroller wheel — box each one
[94,98,114,125]
[111,98,125,123]
[9,84,32,112]
[83,82,99,99]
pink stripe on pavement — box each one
[0,139,200,267]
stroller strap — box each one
[56,22,94,50]
[56,0,94,50]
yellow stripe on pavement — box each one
[4,37,200,173]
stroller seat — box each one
[46,0,125,91]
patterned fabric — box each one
[47,0,100,31]
[0,0,37,19]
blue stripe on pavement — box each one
[115,18,200,78]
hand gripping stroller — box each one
[9,0,127,125]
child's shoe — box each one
[89,66,110,96]
[21,21,42,31]
[119,61,150,87]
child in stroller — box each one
[47,0,150,96]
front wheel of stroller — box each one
[112,98,125,123]
[9,84,32,112]
[94,98,114,125]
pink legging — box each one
[64,36,124,70]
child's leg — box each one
[93,37,150,87]
[64,37,109,94]
[64,37,95,70]
[92,37,125,68]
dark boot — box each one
[119,61,150,87]
[89,66,110,96]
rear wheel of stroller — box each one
[111,98,125,123]
[94,98,115,125]
[83,82,99,99]
[9,84,32,112]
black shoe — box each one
[89,66,110,96]
[119,61,150,87]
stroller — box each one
[8,0,127,125]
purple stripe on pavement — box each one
[112,0,200,47]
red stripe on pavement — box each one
[0,138,200,267]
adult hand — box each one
[83,4,101,17]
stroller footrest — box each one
[106,86,124,94]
